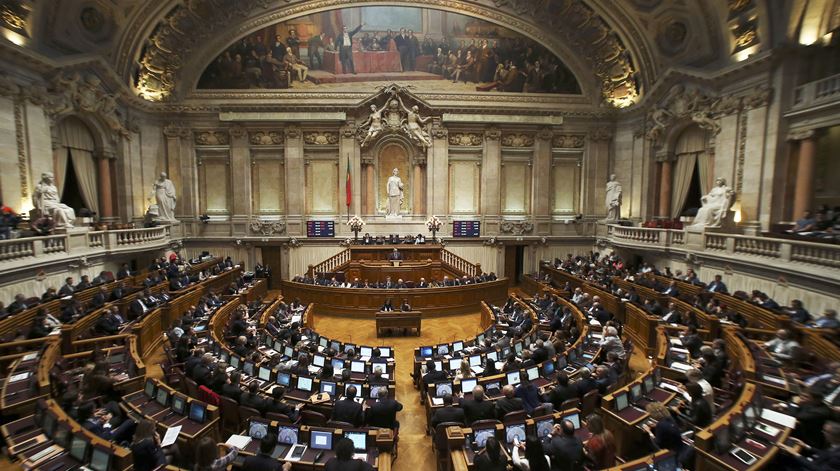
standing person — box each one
[308,32,325,69]
[336,23,364,74]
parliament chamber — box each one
[1,1,840,470]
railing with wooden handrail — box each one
[309,248,351,277]
[440,249,481,277]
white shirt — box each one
[342,33,351,46]
[512,446,551,471]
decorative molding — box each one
[501,133,534,147]
[163,123,191,139]
[42,72,130,139]
[536,127,553,141]
[485,128,501,141]
[645,84,722,145]
[448,133,483,146]
[361,156,375,166]
[285,127,301,139]
[249,130,284,145]
[500,220,534,235]
[589,127,613,142]
[13,99,28,199]
[194,130,229,146]
[711,94,742,116]
[552,134,585,148]
[743,84,772,110]
[229,125,246,139]
[432,126,448,139]
[735,112,747,195]
[303,131,339,145]
[249,219,286,235]
[787,129,817,142]
[356,84,433,148]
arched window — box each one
[56,117,99,216]
[671,125,713,218]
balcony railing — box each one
[792,72,840,110]
[0,226,171,271]
[606,224,840,276]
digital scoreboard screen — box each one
[453,221,480,237]
[306,221,335,237]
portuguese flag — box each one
[345,154,352,209]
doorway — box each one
[504,245,525,285]
[260,246,283,290]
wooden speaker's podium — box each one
[376,310,421,337]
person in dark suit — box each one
[332,385,365,426]
[189,354,213,386]
[791,388,833,449]
[58,277,75,297]
[95,309,121,335]
[183,348,203,378]
[545,372,576,411]
[495,385,524,419]
[545,419,583,471]
[643,402,684,454]
[706,274,728,293]
[431,394,466,429]
[240,381,269,414]
[366,388,403,429]
[110,282,126,301]
[27,314,51,339]
[75,275,91,291]
[242,433,284,471]
[460,385,496,425]
[417,277,429,288]
[387,248,403,261]
[681,326,703,358]
[787,420,840,470]
[117,263,131,280]
[362,233,373,245]
[574,367,598,398]
[400,299,411,311]
[7,293,28,314]
[662,281,680,297]
[473,437,507,471]
[662,302,683,324]
[221,371,243,403]
[422,360,448,388]
[267,386,303,421]
[129,296,150,320]
[336,23,364,74]
[679,383,712,428]
[325,437,373,471]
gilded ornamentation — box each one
[448,133,483,146]
[194,131,229,146]
[501,133,534,147]
[500,220,534,235]
[249,131,284,145]
[249,219,286,235]
[728,0,752,14]
[0,1,28,35]
[303,131,339,145]
[552,135,585,148]
[731,18,759,51]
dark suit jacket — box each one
[190,364,211,386]
[494,396,524,419]
[547,384,577,410]
[58,285,75,297]
[325,458,372,471]
[220,383,241,402]
[460,397,495,425]
[242,453,283,471]
[365,398,403,429]
[332,398,364,426]
[574,378,598,398]
[431,406,466,429]
[90,293,106,309]
[129,299,147,319]
[240,392,269,414]
[546,435,584,471]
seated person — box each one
[240,381,269,414]
[431,393,465,429]
[325,437,373,471]
[792,211,816,232]
[331,385,364,427]
[765,329,799,361]
[387,248,403,261]
[400,299,411,311]
[380,299,394,312]
[474,437,507,471]
[814,309,840,329]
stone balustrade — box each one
[606,224,840,279]
[0,227,171,274]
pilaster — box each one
[428,123,448,216]
[481,127,501,232]
[163,123,196,219]
[284,126,304,235]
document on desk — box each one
[761,409,796,428]
[21,353,38,362]
[225,434,252,449]
[8,372,30,383]
[430,397,444,406]
[161,425,181,447]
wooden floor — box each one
[311,310,485,471]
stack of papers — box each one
[161,426,181,447]
[225,434,252,449]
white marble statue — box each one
[386,168,404,218]
[605,174,622,220]
[359,103,386,147]
[152,172,177,222]
[33,172,75,228]
[688,177,735,230]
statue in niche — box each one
[687,177,735,230]
[33,172,75,228]
[152,172,177,222]
[605,174,622,221]
[386,168,404,218]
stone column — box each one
[790,129,818,219]
[284,127,304,235]
[413,159,425,215]
[229,126,250,226]
[362,157,375,215]
[96,149,114,220]
[481,128,501,233]
[428,123,449,215]
[533,128,553,234]
[658,153,674,218]
[163,124,195,218]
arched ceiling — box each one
[4,0,773,110]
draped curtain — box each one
[671,126,709,218]
[58,117,98,212]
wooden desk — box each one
[376,310,421,336]
[280,279,508,317]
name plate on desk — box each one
[391,260,401,267]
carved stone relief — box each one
[552,135,585,148]
[43,72,130,138]
[249,219,286,235]
[194,131,229,146]
[448,133,483,146]
[303,131,339,145]
[249,131,284,145]
[500,220,534,235]
[501,133,535,147]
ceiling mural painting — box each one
[195,6,582,96]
